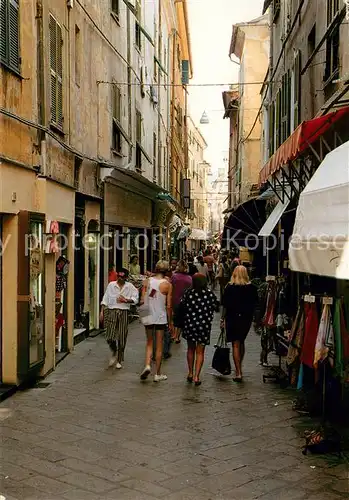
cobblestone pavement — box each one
[1,313,348,500]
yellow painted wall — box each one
[1,216,19,384]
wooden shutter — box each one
[0,0,7,62]
[268,102,275,156]
[294,50,301,128]
[275,91,281,149]
[49,14,63,128]
[9,0,19,69]
[0,0,20,71]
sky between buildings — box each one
[188,0,265,182]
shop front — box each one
[103,167,163,287]
[74,195,101,338]
[255,107,349,421]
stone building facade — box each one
[0,0,191,388]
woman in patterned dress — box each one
[181,274,219,385]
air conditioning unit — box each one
[150,85,158,104]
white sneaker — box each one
[140,365,151,380]
[154,374,168,382]
[115,362,122,369]
[109,356,117,367]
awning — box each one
[222,197,266,248]
[189,228,207,241]
[258,198,291,237]
[168,214,183,233]
[259,107,349,185]
[289,140,349,279]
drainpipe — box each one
[36,0,46,169]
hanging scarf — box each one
[263,283,277,328]
[314,304,332,368]
[287,305,305,367]
[300,303,319,368]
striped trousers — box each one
[104,308,129,362]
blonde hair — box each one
[230,265,250,285]
[155,260,169,274]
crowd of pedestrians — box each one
[100,247,258,384]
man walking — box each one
[100,268,139,369]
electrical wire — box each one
[97,80,271,87]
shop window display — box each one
[29,221,44,366]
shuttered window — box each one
[281,71,291,143]
[294,50,301,128]
[275,91,281,149]
[0,0,20,73]
[268,102,275,157]
[111,84,122,153]
[49,14,63,129]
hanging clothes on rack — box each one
[314,304,332,368]
[301,303,319,369]
[287,305,305,367]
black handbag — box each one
[212,328,231,375]
[173,299,187,329]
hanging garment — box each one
[263,283,277,328]
[333,300,343,378]
[56,274,67,293]
[287,305,305,367]
[314,304,332,368]
[300,303,319,368]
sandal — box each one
[187,376,193,383]
[233,377,243,383]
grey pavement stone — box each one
[58,471,117,493]
[119,478,171,497]
[1,314,348,499]
[58,458,130,483]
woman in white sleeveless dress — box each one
[140,261,173,382]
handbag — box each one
[212,328,231,375]
[139,293,153,326]
[173,299,187,329]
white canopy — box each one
[289,140,349,279]
[259,197,290,237]
[189,228,207,241]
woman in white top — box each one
[196,255,209,278]
[140,261,173,382]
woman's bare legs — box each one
[140,329,153,380]
[194,344,205,383]
[232,341,242,379]
[155,329,164,375]
[240,342,246,364]
[145,330,153,367]
[187,341,196,379]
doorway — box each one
[87,220,100,331]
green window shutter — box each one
[181,60,189,85]
[0,0,8,62]
[49,14,63,128]
[56,22,63,127]
[9,0,19,69]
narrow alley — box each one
[0,316,348,500]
